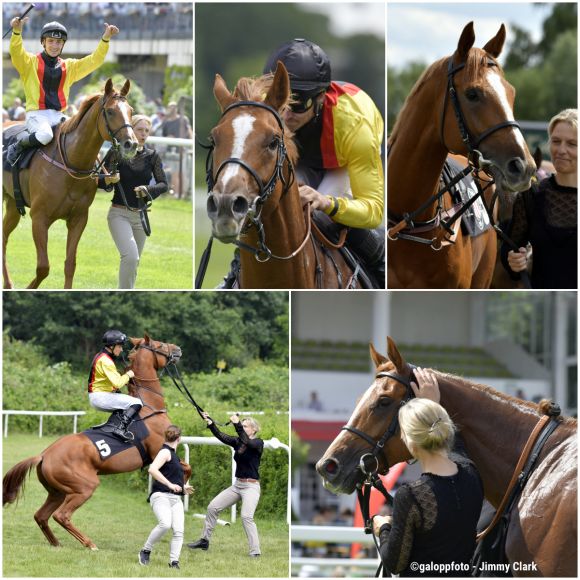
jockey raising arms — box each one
[7,15,119,164]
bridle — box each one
[342,365,417,478]
[387,56,525,262]
[341,365,416,577]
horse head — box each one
[129,333,182,371]
[316,337,415,495]
[441,22,536,193]
[99,78,138,159]
[207,62,297,243]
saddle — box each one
[443,157,491,238]
[3,123,40,172]
[83,412,151,466]
[311,210,377,289]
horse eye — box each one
[375,397,391,409]
[465,89,479,102]
[268,137,279,151]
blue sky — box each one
[387,2,554,69]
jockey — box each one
[264,39,385,287]
[6,16,119,165]
[87,329,142,441]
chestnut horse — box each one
[387,22,536,288]
[3,335,185,550]
[203,62,357,289]
[317,337,576,577]
[2,79,138,289]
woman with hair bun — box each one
[372,368,484,576]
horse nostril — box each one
[325,458,339,475]
[507,157,525,177]
[207,195,218,216]
[232,195,249,215]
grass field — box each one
[4,195,193,289]
[3,434,289,577]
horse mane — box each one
[231,74,299,166]
[438,371,577,426]
[388,47,502,147]
[60,93,101,135]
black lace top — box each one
[378,447,483,576]
[98,146,168,209]
[501,175,577,289]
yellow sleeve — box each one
[98,356,131,390]
[65,38,109,82]
[9,32,35,78]
[327,114,384,229]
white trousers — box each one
[144,492,185,563]
[88,391,141,412]
[297,166,352,198]
[25,109,66,145]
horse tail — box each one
[3,455,43,506]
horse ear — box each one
[143,332,151,344]
[264,61,290,112]
[214,74,236,112]
[387,336,406,372]
[456,21,475,62]
[120,79,131,97]
[369,342,388,368]
[482,24,506,58]
[104,78,114,96]
[128,337,139,347]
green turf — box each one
[4,195,193,289]
[3,434,289,577]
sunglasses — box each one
[289,92,322,114]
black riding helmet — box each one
[102,329,127,347]
[40,21,68,43]
[263,38,331,97]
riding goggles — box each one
[289,91,323,113]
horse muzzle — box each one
[207,191,250,242]
[315,456,361,495]
[119,137,138,159]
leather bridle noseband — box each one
[342,365,417,477]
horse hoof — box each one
[89,545,99,551]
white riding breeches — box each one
[25,109,66,145]
[296,166,352,199]
[88,391,142,412]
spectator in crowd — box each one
[308,391,323,412]
[161,101,192,140]
[8,97,22,120]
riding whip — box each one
[3,4,35,39]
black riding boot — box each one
[346,227,385,288]
[113,404,142,441]
[217,249,241,289]
[6,131,42,166]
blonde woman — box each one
[98,114,168,288]
[188,412,263,557]
[139,425,193,569]
[503,108,577,289]
[372,368,484,576]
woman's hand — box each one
[298,185,332,211]
[201,411,213,426]
[134,185,149,198]
[169,483,182,493]
[372,515,392,536]
[507,248,528,272]
[184,484,194,495]
[410,367,440,403]
[102,23,120,40]
[105,173,120,185]
[230,414,240,424]
[11,16,28,31]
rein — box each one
[195,100,299,288]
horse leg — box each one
[63,212,89,289]
[2,195,22,289]
[34,465,66,547]
[52,478,100,550]
[28,216,51,289]
[470,231,496,289]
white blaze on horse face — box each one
[486,69,526,151]
[332,381,377,447]
[219,113,256,190]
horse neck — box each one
[131,357,165,410]
[437,374,545,507]
[388,71,449,220]
[61,100,105,170]
[239,178,313,288]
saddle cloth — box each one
[442,157,491,238]
[82,413,151,465]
